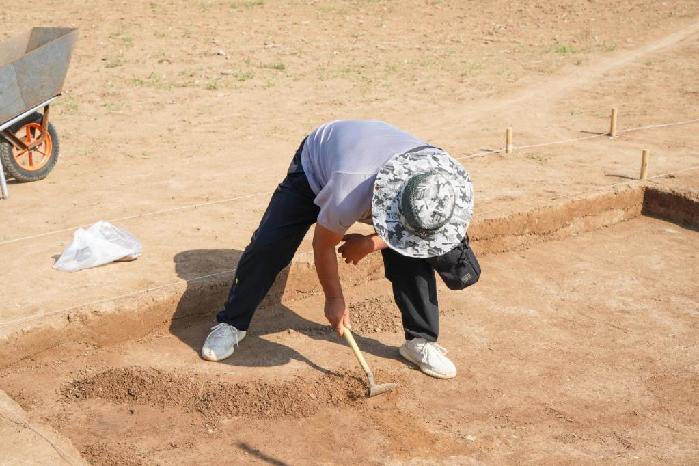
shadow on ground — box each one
[169,248,404,374]
[238,442,290,466]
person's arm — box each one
[313,224,349,335]
[338,233,388,265]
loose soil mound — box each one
[63,367,366,420]
[81,442,144,466]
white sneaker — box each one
[201,323,247,362]
[399,338,456,379]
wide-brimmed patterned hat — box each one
[372,146,474,258]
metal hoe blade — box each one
[369,382,398,398]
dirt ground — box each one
[2,1,699,326]
[1,1,698,464]
[1,217,698,464]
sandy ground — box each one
[0,389,87,466]
[1,1,699,464]
[1,217,697,464]
[1,1,698,331]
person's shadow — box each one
[170,248,403,374]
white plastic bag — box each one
[54,221,142,272]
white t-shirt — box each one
[301,120,425,234]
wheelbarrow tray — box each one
[0,27,78,125]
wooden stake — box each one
[505,127,513,154]
[640,149,649,180]
[609,107,617,137]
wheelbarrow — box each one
[0,27,78,199]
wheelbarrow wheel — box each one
[0,112,60,182]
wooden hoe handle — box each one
[342,325,374,380]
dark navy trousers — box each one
[217,143,480,342]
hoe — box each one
[342,325,398,398]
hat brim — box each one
[372,147,474,258]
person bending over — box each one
[201,120,480,379]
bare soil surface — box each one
[1,217,697,464]
[1,1,698,464]
[1,1,698,348]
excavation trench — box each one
[1,183,695,368]
[0,185,696,465]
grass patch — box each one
[259,62,285,71]
[101,100,125,113]
[235,71,255,81]
[131,72,170,90]
[108,32,133,47]
[460,61,482,79]
[175,78,196,88]
[553,44,576,54]
[231,0,264,8]
[57,95,79,114]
